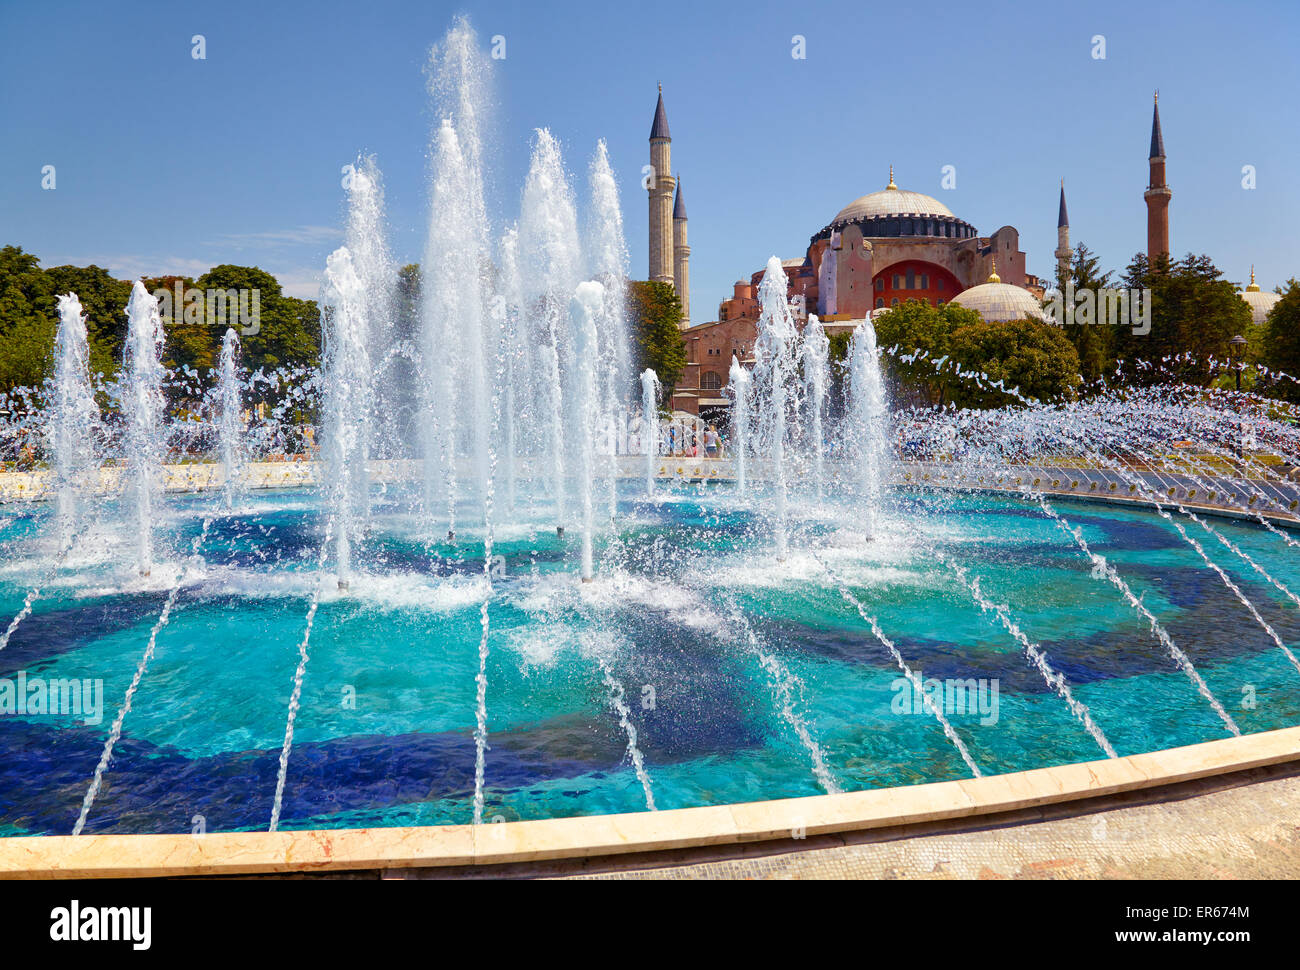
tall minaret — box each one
[1144,91,1171,261]
[648,85,675,286]
[1055,180,1070,283]
[673,175,690,326]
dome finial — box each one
[987,255,1001,284]
[1247,265,1260,292]
[887,164,897,190]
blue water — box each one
[1,483,1298,836]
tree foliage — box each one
[197,265,320,375]
[1056,242,1114,386]
[948,317,1080,407]
[1261,279,1300,401]
[870,299,982,405]
[0,247,323,407]
[627,279,685,397]
[869,298,1077,407]
[1113,252,1251,386]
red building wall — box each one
[871,260,964,311]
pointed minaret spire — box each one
[1149,90,1165,158]
[650,84,671,140]
[1144,90,1171,260]
[673,174,690,325]
[1055,179,1071,282]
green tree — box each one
[1113,253,1250,386]
[196,265,320,374]
[40,263,133,380]
[0,246,55,392]
[142,274,218,381]
[948,317,1080,407]
[1261,279,1300,401]
[870,299,982,405]
[1055,242,1115,386]
[627,280,685,397]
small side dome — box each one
[1241,266,1280,325]
[952,262,1043,322]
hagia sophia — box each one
[647,90,1282,417]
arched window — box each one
[701,372,723,390]
[875,297,885,309]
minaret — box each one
[1144,91,1171,261]
[1055,180,1071,282]
[673,175,690,326]
[648,85,675,286]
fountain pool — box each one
[2,479,1299,836]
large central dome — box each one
[833,186,954,225]
[820,169,975,240]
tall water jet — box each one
[588,140,632,521]
[342,157,398,466]
[569,282,605,581]
[497,227,524,515]
[121,281,166,577]
[728,355,750,495]
[49,293,99,547]
[426,17,498,825]
[641,368,661,497]
[216,328,244,510]
[422,21,495,536]
[801,314,829,498]
[752,256,799,559]
[519,128,582,532]
[848,318,887,538]
[320,247,371,589]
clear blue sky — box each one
[2,0,1297,313]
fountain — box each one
[519,128,583,536]
[640,368,661,496]
[848,317,887,538]
[4,16,1300,851]
[588,141,632,521]
[121,281,166,577]
[216,329,244,511]
[49,294,99,548]
[568,281,605,582]
[752,256,800,559]
[801,314,829,499]
[320,247,371,590]
[728,355,750,494]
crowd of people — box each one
[662,423,724,459]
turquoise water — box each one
[1,484,1298,836]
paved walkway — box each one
[377,763,1300,880]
